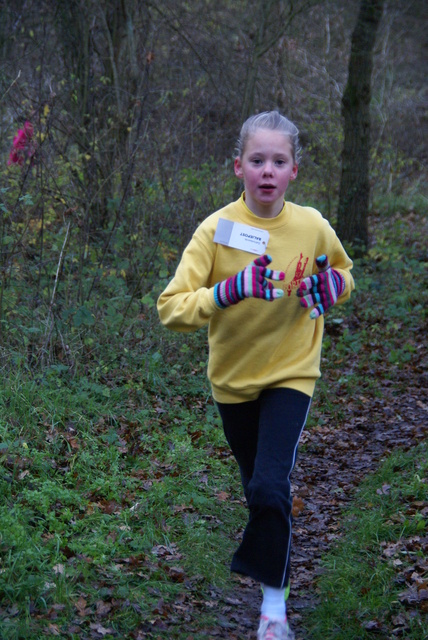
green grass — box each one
[0,358,245,639]
[304,444,427,639]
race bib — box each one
[213,218,269,255]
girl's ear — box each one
[234,157,244,179]
[290,164,298,180]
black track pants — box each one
[216,388,311,588]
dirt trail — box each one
[201,379,426,639]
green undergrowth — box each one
[307,204,427,429]
[304,444,427,639]
[0,332,246,639]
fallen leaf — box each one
[52,563,65,575]
[74,595,91,617]
[47,623,61,636]
[95,600,112,616]
[89,622,114,636]
[216,491,230,501]
[164,565,186,582]
[292,496,305,517]
[376,483,391,495]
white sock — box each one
[261,584,286,620]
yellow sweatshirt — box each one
[157,195,354,403]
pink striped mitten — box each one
[297,255,345,319]
[214,255,285,308]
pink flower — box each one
[24,121,34,136]
[13,130,28,150]
[7,121,36,166]
[8,149,23,166]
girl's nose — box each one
[262,161,274,175]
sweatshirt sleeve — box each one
[157,232,219,332]
[325,233,355,304]
[312,216,355,305]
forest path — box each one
[200,376,426,639]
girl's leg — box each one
[219,388,311,588]
[216,397,260,497]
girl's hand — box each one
[297,255,345,319]
[214,254,285,308]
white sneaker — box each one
[257,615,295,640]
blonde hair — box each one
[235,111,302,164]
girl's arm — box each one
[157,235,219,332]
[326,235,355,304]
[315,218,355,303]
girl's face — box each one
[234,128,298,218]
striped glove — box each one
[297,255,345,319]
[214,255,285,309]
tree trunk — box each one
[336,0,384,254]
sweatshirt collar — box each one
[238,192,290,228]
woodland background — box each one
[0,0,426,354]
[0,1,427,639]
